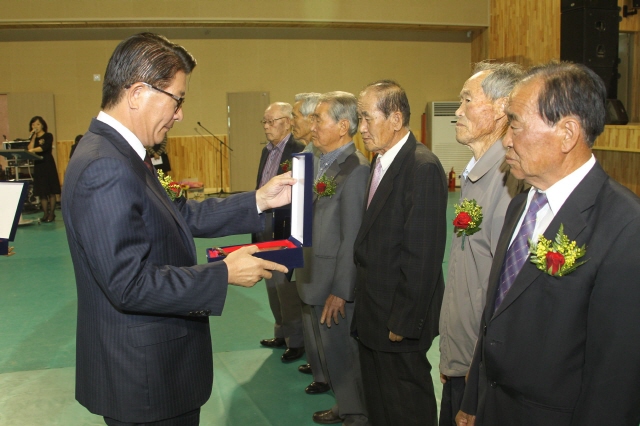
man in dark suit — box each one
[353,80,448,426]
[62,33,292,426]
[296,91,370,425]
[456,62,640,426]
[255,102,306,362]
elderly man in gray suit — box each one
[438,62,526,426]
[296,91,370,425]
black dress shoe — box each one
[281,347,305,362]
[305,381,330,394]
[259,337,286,348]
[312,409,342,424]
[298,363,312,375]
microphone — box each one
[197,121,233,152]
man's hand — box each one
[455,410,476,426]
[440,373,448,384]
[320,294,346,327]
[223,245,288,287]
[256,172,296,212]
[388,331,404,342]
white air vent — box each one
[427,101,472,188]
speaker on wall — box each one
[561,5,620,98]
[561,0,618,10]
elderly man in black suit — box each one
[62,33,293,425]
[255,102,306,362]
[353,80,448,426]
[456,62,640,426]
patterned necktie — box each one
[367,157,383,209]
[259,146,281,188]
[143,153,155,175]
[494,191,548,311]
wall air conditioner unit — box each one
[427,101,471,188]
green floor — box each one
[0,192,458,425]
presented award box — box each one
[206,152,313,269]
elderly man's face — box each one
[357,90,397,154]
[263,105,291,145]
[135,71,186,147]
[291,101,312,143]
[310,102,343,154]
[503,78,561,189]
[455,71,498,145]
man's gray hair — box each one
[472,61,525,101]
[271,102,293,118]
[294,93,322,117]
[317,91,359,137]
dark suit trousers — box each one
[311,303,368,425]
[265,271,303,347]
[439,376,465,426]
[301,303,327,383]
[104,408,200,426]
[358,342,437,426]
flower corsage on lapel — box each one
[280,160,292,173]
[453,199,483,250]
[529,224,587,276]
[157,170,184,201]
[313,175,337,198]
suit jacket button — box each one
[483,325,487,335]
[490,381,497,388]
[205,310,211,315]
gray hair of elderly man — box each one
[294,93,322,117]
[317,91,359,138]
[472,61,525,101]
[270,102,293,118]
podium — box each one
[0,149,42,181]
[0,181,29,256]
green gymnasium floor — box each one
[0,192,458,425]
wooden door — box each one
[227,92,270,193]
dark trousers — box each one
[439,375,466,426]
[358,342,437,426]
[104,408,200,426]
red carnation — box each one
[546,251,565,275]
[453,212,472,229]
[316,182,327,194]
[281,164,290,172]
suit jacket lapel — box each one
[313,143,357,204]
[355,133,416,247]
[90,119,197,261]
[490,163,606,319]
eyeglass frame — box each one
[260,117,288,126]
[124,82,185,113]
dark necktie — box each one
[494,191,548,311]
[143,153,155,175]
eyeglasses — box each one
[125,82,185,113]
[260,117,287,126]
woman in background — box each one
[27,116,61,223]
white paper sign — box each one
[0,182,26,239]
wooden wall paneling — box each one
[57,134,231,192]
[594,150,640,195]
[620,0,640,32]
[593,125,640,151]
[488,0,561,64]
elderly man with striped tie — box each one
[456,62,640,426]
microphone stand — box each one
[198,122,232,195]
